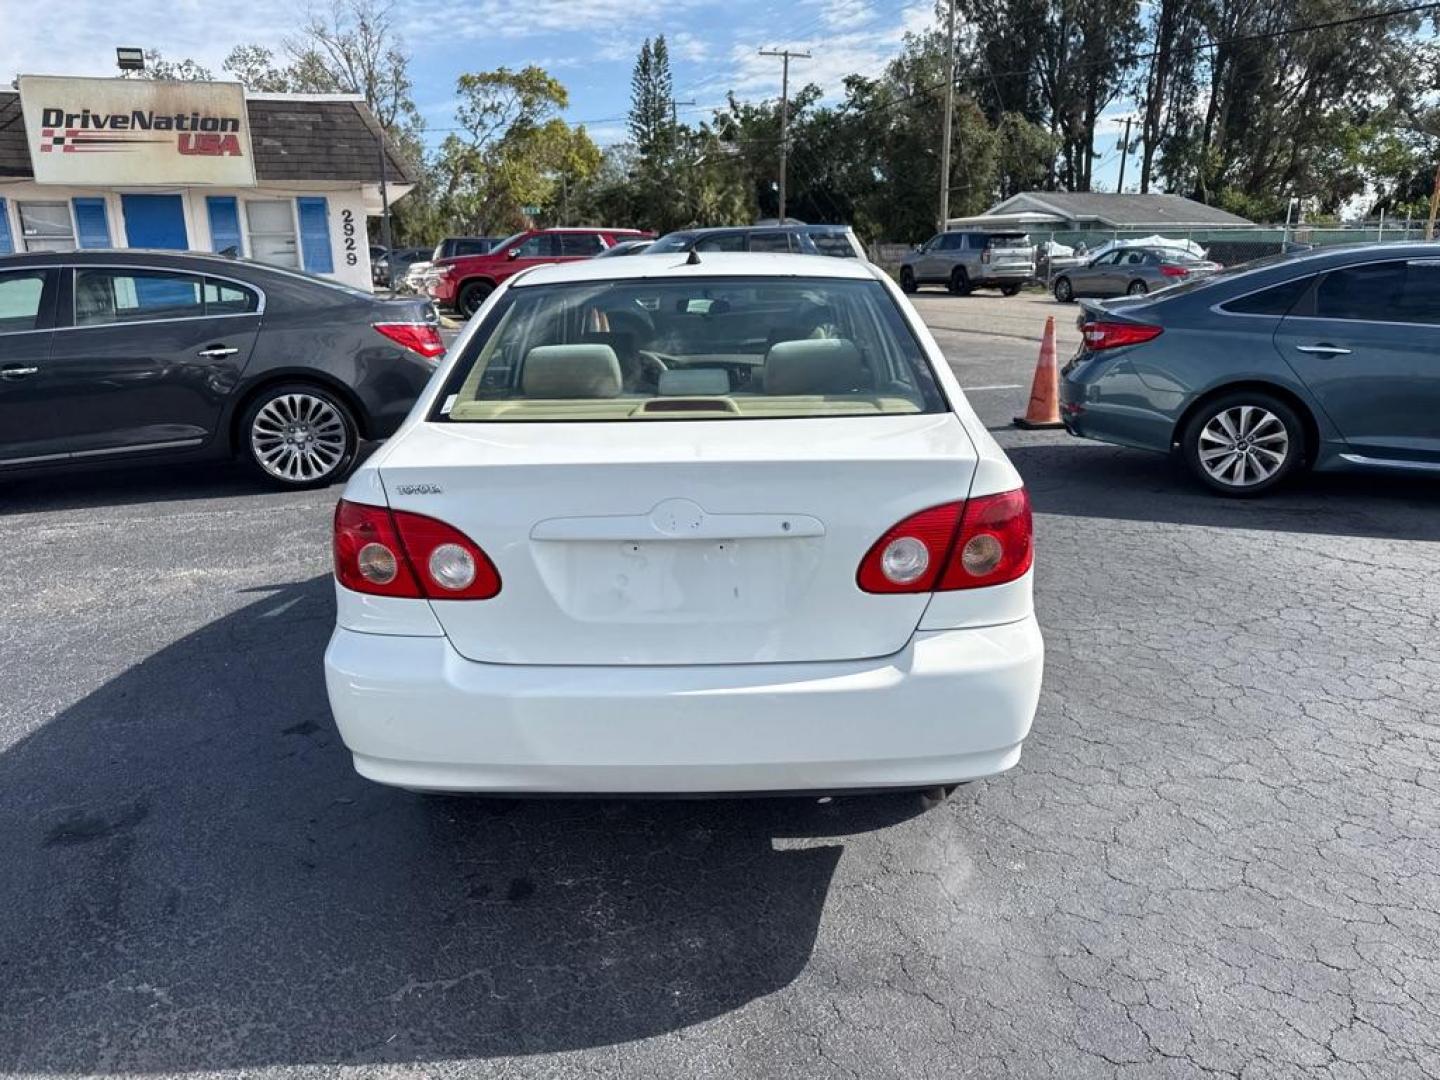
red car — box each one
[430,227,652,317]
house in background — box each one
[948,192,1254,234]
[0,75,414,290]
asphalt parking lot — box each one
[2,293,1438,1079]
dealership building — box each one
[0,75,414,290]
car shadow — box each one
[1006,439,1440,541]
[0,446,380,516]
[0,575,922,1073]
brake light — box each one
[937,489,1033,590]
[373,322,445,359]
[1159,265,1189,278]
[333,499,500,599]
[857,489,1032,593]
[1080,321,1164,351]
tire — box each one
[1180,390,1305,497]
[1001,284,1022,297]
[947,267,971,296]
[899,267,917,294]
[239,382,359,490]
[1053,277,1074,303]
[1127,280,1149,296]
[457,280,494,319]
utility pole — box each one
[758,48,810,223]
[374,122,393,294]
[1116,116,1133,193]
[937,0,955,232]
[671,98,696,127]
[1427,164,1440,240]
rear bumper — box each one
[323,618,1043,794]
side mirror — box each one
[507,248,521,260]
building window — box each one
[246,200,299,268]
[18,202,75,253]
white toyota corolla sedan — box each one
[324,253,1043,795]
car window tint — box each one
[0,271,46,333]
[748,232,793,253]
[512,234,550,257]
[453,240,491,256]
[438,276,946,422]
[204,278,260,315]
[1221,277,1312,316]
[694,233,745,252]
[560,233,605,256]
[1315,260,1440,324]
[809,232,860,258]
[74,269,204,326]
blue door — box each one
[121,195,189,250]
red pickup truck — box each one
[430,227,652,317]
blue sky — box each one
[0,0,1134,192]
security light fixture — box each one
[116,48,146,72]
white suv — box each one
[324,253,1043,796]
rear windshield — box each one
[986,233,1031,250]
[434,276,946,422]
[809,231,862,258]
[647,233,699,253]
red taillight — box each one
[333,499,500,600]
[1159,264,1189,278]
[373,321,445,359]
[857,503,963,593]
[937,489,1033,590]
[1080,321,1164,351]
[334,500,423,598]
[857,489,1032,594]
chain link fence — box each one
[870,222,1434,278]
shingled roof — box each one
[992,192,1252,228]
[0,90,415,185]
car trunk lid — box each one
[378,414,978,665]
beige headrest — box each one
[522,344,623,398]
[763,338,866,396]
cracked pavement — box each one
[1,292,1437,1079]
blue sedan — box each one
[1059,243,1440,495]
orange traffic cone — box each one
[1013,315,1065,429]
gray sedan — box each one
[1059,243,1440,495]
[1052,247,1221,301]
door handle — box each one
[1294,344,1352,356]
[197,346,239,358]
[0,365,39,379]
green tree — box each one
[435,66,600,234]
[121,51,214,81]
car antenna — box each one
[686,248,702,266]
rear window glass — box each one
[1220,276,1312,316]
[435,276,946,422]
[810,231,861,258]
[986,234,1031,249]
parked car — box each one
[1060,243,1440,495]
[0,250,443,490]
[372,246,431,288]
[1051,247,1221,301]
[429,228,651,317]
[649,224,867,259]
[593,239,654,258]
[900,231,1035,296]
[325,253,1042,796]
[402,238,502,298]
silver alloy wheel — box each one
[1197,405,1290,488]
[250,393,349,483]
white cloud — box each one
[0,0,296,83]
[696,0,934,103]
[431,0,705,43]
[669,32,710,62]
